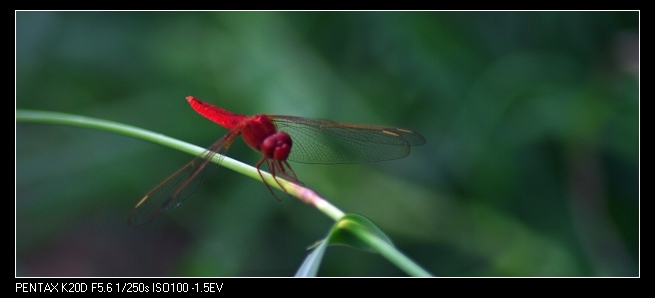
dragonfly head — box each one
[261,132,293,161]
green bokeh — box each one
[16,11,638,276]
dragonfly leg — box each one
[255,157,282,202]
[280,160,303,186]
[267,159,292,197]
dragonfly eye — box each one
[262,132,293,161]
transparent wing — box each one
[271,116,425,164]
[128,130,240,228]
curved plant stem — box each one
[17,109,431,276]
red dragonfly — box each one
[128,96,425,228]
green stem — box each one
[344,220,433,277]
[17,109,430,277]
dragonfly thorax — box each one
[241,114,279,151]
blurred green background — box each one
[16,12,638,276]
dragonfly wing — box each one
[128,130,240,228]
[271,116,425,164]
